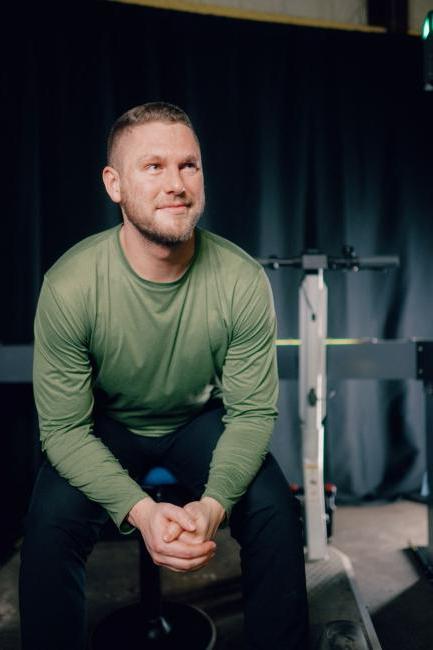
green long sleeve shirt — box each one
[33,225,278,530]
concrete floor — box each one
[333,500,428,613]
[1,499,433,649]
[332,499,433,650]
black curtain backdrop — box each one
[2,1,433,552]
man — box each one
[19,102,308,649]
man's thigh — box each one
[24,460,109,554]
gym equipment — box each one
[259,246,399,560]
[290,482,337,541]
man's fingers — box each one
[163,521,182,543]
[154,550,215,573]
[177,530,207,545]
[161,503,196,532]
[158,538,216,560]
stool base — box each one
[91,601,217,649]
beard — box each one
[120,194,204,247]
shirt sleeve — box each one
[33,278,146,531]
[202,267,279,516]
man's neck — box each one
[119,223,196,283]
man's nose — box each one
[164,166,185,194]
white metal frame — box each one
[299,270,328,560]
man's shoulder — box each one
[45,226,118,290]
[198,229,274,323]
[199,229,262,276]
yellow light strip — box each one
[326,338,365,345]
[276,338,365,346]
[109,0,386,33]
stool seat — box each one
[143,467,177,486]
[91,466,217,649]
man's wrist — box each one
[200,496,225,525]
[127,496,154,527]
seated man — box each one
[19,102,308,649]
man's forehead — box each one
[110,120,201,169]
[120,121,199,152]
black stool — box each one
[91,467,217,649]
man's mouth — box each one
[157,203,190,213]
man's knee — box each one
[22,463,107,560]
[231,454,302,542]
[243,455,298,514]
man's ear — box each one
[102,166,121,203]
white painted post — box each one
[299,269,328,560]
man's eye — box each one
[183,162,198,172]
[146,163,161,172]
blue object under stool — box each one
[91,467,217,649]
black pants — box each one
[19,406,309,650]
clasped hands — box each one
[127,496,225,573]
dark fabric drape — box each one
[2,1,433,552]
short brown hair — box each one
[107,101,198,165]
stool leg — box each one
[138,539,172,641]
[139,540,162,618]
